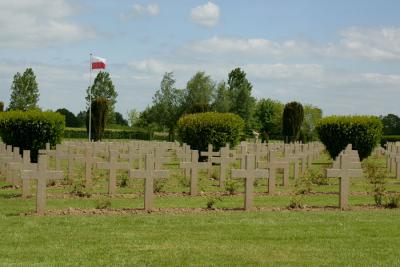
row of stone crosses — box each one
[384,142,400,178]
[0,139,373,215]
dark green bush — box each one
[316,115,382,160]
[0,102,4,112]
[177,112,244,151]
[380,135,400,147]
[0,110,65,162]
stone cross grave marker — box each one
[96,150,130,195]
[54,144,68,171]
[326,154,363,209]
[211,147,237,188]
[176,145,192,178]
[66,145,84,182]
[180,150,209,196]
[3,147,21,183]
[8,150,36,197]
[257,150,284,194]
[200,144,219,177]
[231,154,269,210]
[130,154,169,211]
[81,146,101,188]
[21,155,64,215]
[153,147,170,170]
[120,144,143,169]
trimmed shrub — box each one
[177,112,244,152]
[0,110,65,162]
[316,115,382,160]
[282,102,304,143]
[380,135,400,147]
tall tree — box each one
[0,101,4,112]
[85,71,117,124]
[184,71,215,113]
[380,114,400,135]
[126,109,141,127]
[282,101,304,143]
[227,68,255,131]
[8,68,40,111]
[301,104,322,142]
[56,108,80,127]
[152,72,185,140]
[254,98,284,141]
[114,112,129,126]
[76,111,87,127]
[212,81,231,113]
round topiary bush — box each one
[0,110,65,162]
[316,115,382,160]
[177,112,244,152]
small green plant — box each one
[293,175,313,195]
[304,167,329,185]
[178,175,190,188]
[384,194,400,209]
[154,179,167,193]
[225,179,238,195]
[70,182,91,198]
[288,194,305,209]
[95,198,111,209]
[363,158,387,206]
[206,197,222,209]
[118,174,129,188]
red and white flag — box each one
[91,56,106,69]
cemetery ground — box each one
[1,150,400,266]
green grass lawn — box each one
[0,152,399,266]
[1,211,399,266]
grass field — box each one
[1,151,399,266]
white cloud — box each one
[0,0,95,49]
[190,1,220,27]
[331,27,400,60]
[188,27,400,61]
[121,3,160,20]
[189,36,309,58]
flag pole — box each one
[88,53,92,142]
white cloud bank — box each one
[0,0,95,48]
[190,1,220,27]
[188,27,400,61]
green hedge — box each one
[316,115,382,160]
[0,110,65,162]
[380,135,400,147]
[64,127,167,141]
[177,112,244,152]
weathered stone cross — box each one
[211,147,237,188]
[96,150,130,195]
[8,150,36,197]
[200,144,219,177]
[180,150,209,196]
[231,154,269,210]
[21,155,64,215]
[326,155,363,209]
[130,154,169,211]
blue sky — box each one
[1,0,400,117]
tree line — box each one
[2,67,400,141]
